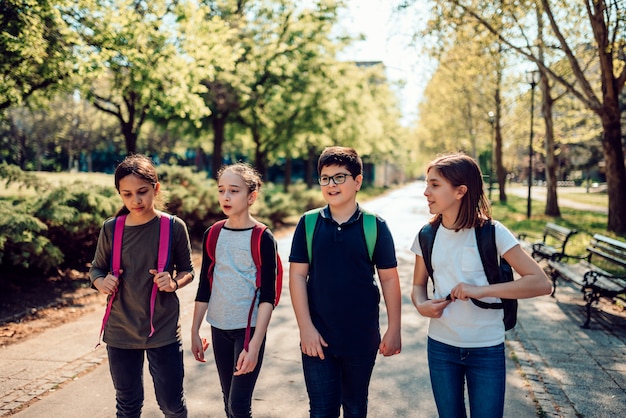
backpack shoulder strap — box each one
[475,220,499,284]
[206,219,228,286]
[304,208,322,263]
[472,220,505,310]
[250,223,267,288]
[418,219,440,280]
[157,214,173,272]
[111,215,127,277]
[360,209,377,262]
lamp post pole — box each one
[488,111,495,201]
[526,70,540,219]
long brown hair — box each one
[427,153,491,230]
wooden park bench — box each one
[518,222,578,262]
[548,234,626,328]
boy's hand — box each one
[379,329,401,356]
[416,297,451,318]
[300,326,329,360]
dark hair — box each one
[317,146,363,177]
[217,162,262,194]
[427,153,491,230]
[114,154,161,216]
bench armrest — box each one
[551,252,588,262]
[583,270,626,287]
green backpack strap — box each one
[304,208,322,263]
[304,207,377,263]
[361,209,377,261]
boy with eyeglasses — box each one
[289,146,402,417]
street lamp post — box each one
[526,69,540,219]
[487,111,495,201]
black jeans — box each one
[301,348,377,418]
[107,341,187,418]
[211,326,266,418]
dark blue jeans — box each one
[301,348,377,418]
[211,326,266,418]
[107,342,187,418]
[427,337,505,418]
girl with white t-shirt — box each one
[410,153,551,418]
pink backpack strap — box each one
[148,214,172,337]
[97,214,172,347]
[96,215,127,348]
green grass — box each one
[557,189,608,206]
[1,171,114,198]
[491,195,621,256]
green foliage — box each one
[156,164,221,237]
[0,165,334,285]
[0,199,63,274]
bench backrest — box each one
[587,234,626,273]
[543,222,577,251]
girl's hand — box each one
[299,325,329,360]
[150,269,177,292]
[449,283,484,301]
[191,335,209,363]
[95,272,121,295]
[234,346,260,376]
[416,297,451,318]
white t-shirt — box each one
[410,221,519,348]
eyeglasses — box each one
[318,173,354,186]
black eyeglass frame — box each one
[318,173,354,186]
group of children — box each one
[90,147,551,418]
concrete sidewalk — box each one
[1,184,624,417]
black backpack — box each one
[418,219,518,331]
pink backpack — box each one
[205,219,283,351]
[96,214,172,348]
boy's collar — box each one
[320,204,364,225]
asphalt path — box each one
[6,181,539,417]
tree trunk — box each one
[541,80,560,217]
[253,130,267,179]
[601,111,626,234]
[212,116,226,178]
[494,74,507,203]
[306,145,316,188]
[283,155,292,193]
[121,121,137,155]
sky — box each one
[337,0,433,126]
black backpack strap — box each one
[418,219,441,285]
[472,220,504,309]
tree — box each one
[0,0,76,111]
[71,0,235,154]
[411,0,626,233]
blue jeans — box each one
[301,349,377,418]
[107,341,187,418]
[211,326,266,418]
[427,337,505,418]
